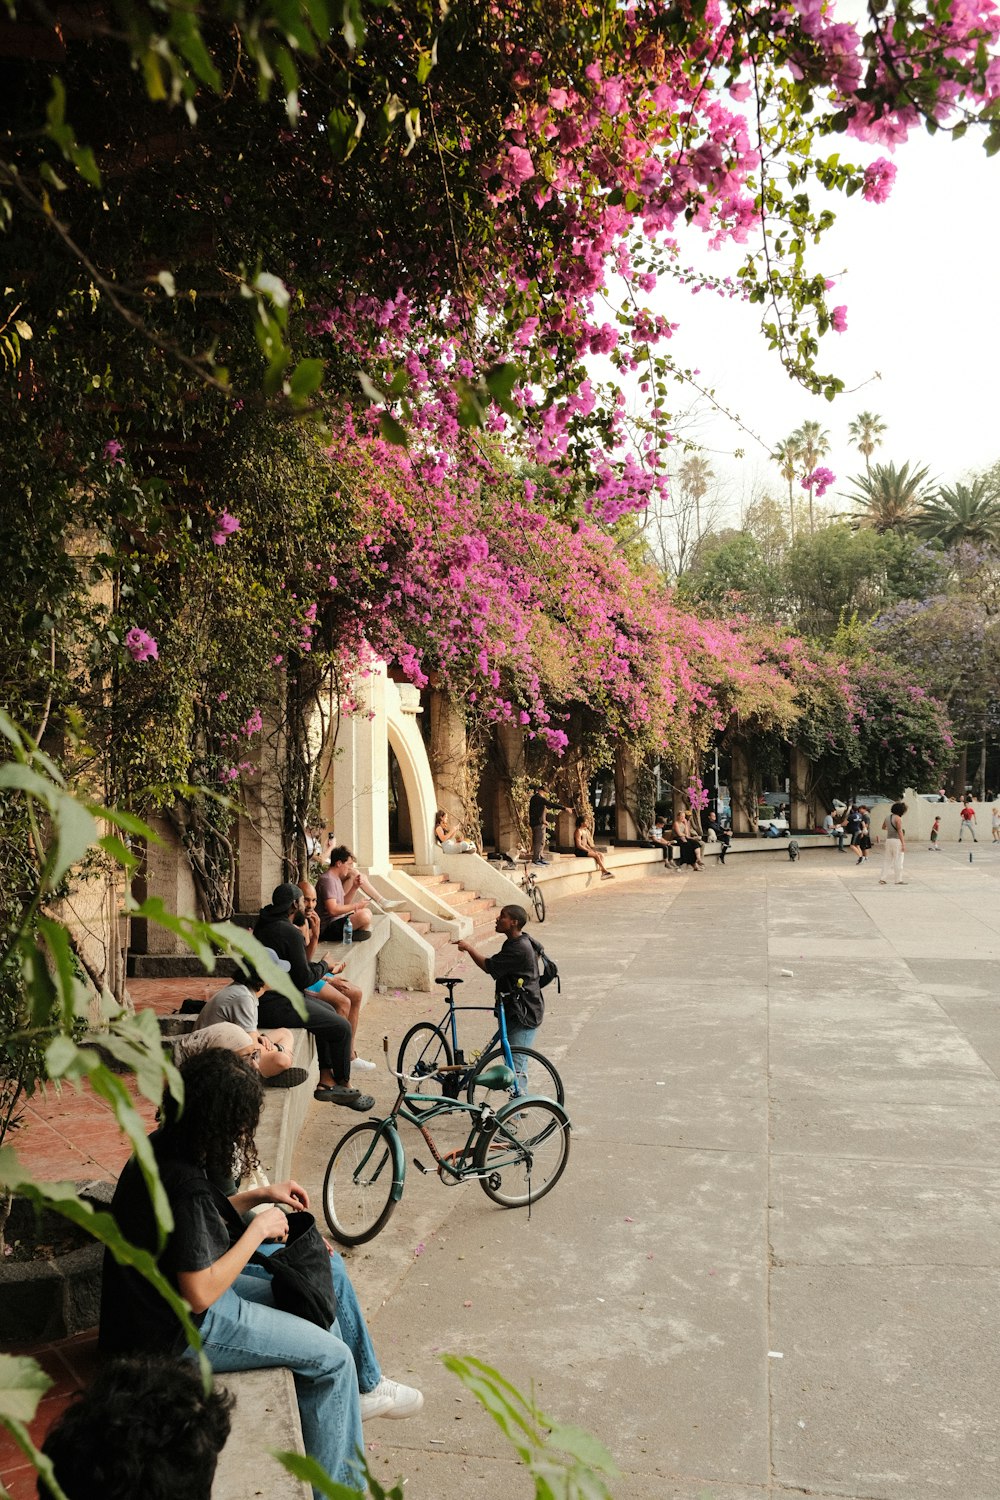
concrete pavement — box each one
[294,843,1000,1499]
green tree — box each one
[783,524,945,635]
[742,493,790,571]
[848,411,887,477]
[845,461,933,533]
[772,436,803,540]
[678,453,715,543]
[791,420,831,533]
[913,477,1000,548]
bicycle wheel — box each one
[466,1046,564,1109]
[396,1022,454,1115]
[474,1098,571,1208]
[531,882,546,923]
[323,1121,401,1246]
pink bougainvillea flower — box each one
[211,511,240,545]
[862,157,897,203]
[243,710,263,736]
[830,305,848,332]
[125,627,158,663]
[103,439,124,465]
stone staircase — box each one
[389,869,499,960]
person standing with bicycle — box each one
[456,904,544,1092]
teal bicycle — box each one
[322,1036,572,1245]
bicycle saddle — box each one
[435,976,464,986]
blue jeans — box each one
[506,1024,538,1093]
[187,1249,380,1496]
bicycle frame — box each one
[436,987,528,1095]
[348,1086,524,1194]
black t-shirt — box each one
[528,793,549,828]
[484,932,544,1030]
[99,1132,246,1355]
[253,904,324,989]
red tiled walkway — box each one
[0,1332,101,1497]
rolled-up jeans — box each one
[506,1023,539,1094]
[187,1248,380,1496]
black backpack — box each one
[528,935,560,992]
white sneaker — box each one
[360,1376,424,1421]
[352,1058,377,1071]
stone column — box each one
[234,704,286,914]
[331,668,391,873]
[789,746,814,833]
[729,743,754,835]
[130,814,197,954]
[614,746,642,842]
[428,689,469,825]
[493,723,525,856]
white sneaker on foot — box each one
[360,1376,424,1421]
[352,1058,377,1071]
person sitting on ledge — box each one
[98,1051,423,1499]
[316,846,375,940]
[173,1021,307,1092]
[298,879,368,1064]
[252,882,373,1109]
[434,809,476,853]
[573,815,614,878]
[194,963,302,1085]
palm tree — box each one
[792,420,830,533]
[678,453,714,541]
[772,435,802,540]
[912,477,1000,548]
[845,461,933,533]
[848,411,887,477]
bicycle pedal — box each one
[413,1158,430,1175]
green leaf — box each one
[340,0,367,50]
[484,361,522,413]
[37,915,83,1027]
[169,9,223,91]
[98,832,138,871]
[288,358,325,400]
[69,143,102,187]
[0,1354,52,1423]
[24,943,57,1029]
[0,762,57,804]
[379,413,408,447]
[271,1450,366,1498]
[92,803,157,839]
[0,1415,70,1500]
[51,792,98,884]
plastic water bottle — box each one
[343,914,353,945]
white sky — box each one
[640,126,1000,526]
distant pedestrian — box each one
[528,786,568,866]
[879,801,907,885]
[959,796,978,842]
[929,815,941,852]
[992,807,1000,843]
[854,807,872,865]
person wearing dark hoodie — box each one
[253,882,373,1110]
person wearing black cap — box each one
[253,883,373,1110]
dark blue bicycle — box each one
[395,976,564,1115]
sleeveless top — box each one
[886,813,901,842]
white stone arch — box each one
[385,677,437,870]
[322,662,437,874]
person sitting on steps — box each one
[316,846,375,940]
[434,808,476,853]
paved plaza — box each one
[295,844,1000,1499]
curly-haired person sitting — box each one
[99,1050,422,1498]
[38,1356,232,1500]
